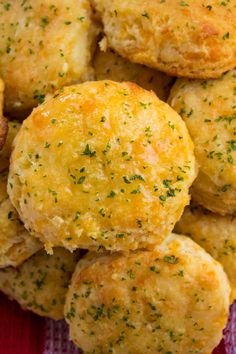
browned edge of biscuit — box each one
[0,116,8,151]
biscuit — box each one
[0,248,80,320]
[8,81,196,252]
[175,204,236,291]
[0,170,41,267]
[65,233,231,354]
[92,0,236,79]
[0,0,99,116]
[169,69,236,215]
[0,120,21,172]
[94,48,174,101]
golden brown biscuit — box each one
[0,170,42,267]
[93,0,236,79]
[94,48,174,101]
[0,79,8,149]
[0,120,21,172]
[0,0,99,116]
[65,233,231,354]
[175,204,236,291]
[169,69,236,215]
[0,248,80,320]
[8,81,196,253]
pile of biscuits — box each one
[0,1,236,353]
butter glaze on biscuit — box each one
[8,81,196,253]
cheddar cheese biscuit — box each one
[169,69,236,215]
[175,204,236,291]
[65,233,231,354]
[8,81,196,252]
[0,248,80,320]
[0,0,99,116]
[93,0,236,78]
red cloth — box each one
[0,293,45,354]
[213,340,227,354]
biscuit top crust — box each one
[0,0,99,115]
[8,81,196,252]
[65,233,231,354]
